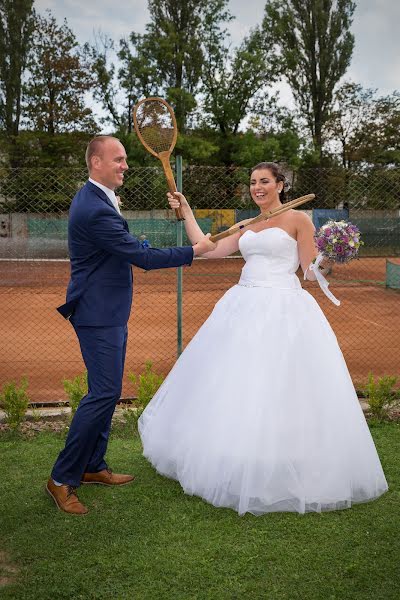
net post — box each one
[176,155,183,357]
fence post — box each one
[176,155,183,357]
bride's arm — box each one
[167,192,241,258]
[167,192,203,244]
[296,212,332,280]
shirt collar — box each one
[88,178,121,214]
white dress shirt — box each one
[89,178,121,214]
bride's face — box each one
[249,168,282,210]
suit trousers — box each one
[51,324,128,487]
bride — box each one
[138,162,388,515]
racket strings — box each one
[135,101,175,154]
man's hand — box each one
[192,234,217,257]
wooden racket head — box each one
[133,96,184,220]
[133,97,177,158]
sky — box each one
[35,0,400,115]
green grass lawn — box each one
[0,423,399,600]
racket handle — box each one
[160,154,185,221]
[173,205,185,221]
[210,227,240,242]
[209,194,316,242]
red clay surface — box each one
[1,257,399,402]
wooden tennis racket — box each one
[133,96,184,221]
[209,194,315,242]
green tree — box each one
[84,33,122,130]
[231,118,303,169]
[7,130,90,168]
[327,84,400,168]
[125,0,232,132]
[88,1,231,134]
[174,131,219,164]
[23,11,96,134]
[200,25,280,164]
[325,81,375,168]
[145,0,208,131]
[117,33,161,133]
[86,32,160,133]
[202,27,278,135]
[0,0,35,137]
[371,92,400,167]
[264,0,355,163]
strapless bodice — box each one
[238,227,301,290]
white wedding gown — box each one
[139,227,388,515]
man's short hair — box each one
[85,135,116,171]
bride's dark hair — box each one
[251,162,290,202]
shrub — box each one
[128,361,164,409]
[0,378,30,429]
[62,372,88,416]
[363,373,399,420]
[120,405,144,437]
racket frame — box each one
[133,96,184,221]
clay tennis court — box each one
[0,257,399,403]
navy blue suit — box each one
[52,181,193,486]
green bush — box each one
[128,361,164,409]
[363,373,399,420]
[62,372,88,416]
[119,405,144,438]
[0,378,30,429]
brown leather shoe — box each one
[46,479,88,515]
[81,468,135,486]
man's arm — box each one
[88,207,215,270]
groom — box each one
[47,135,215,515]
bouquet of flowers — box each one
[314,220,363,264]
[309,220,363,306]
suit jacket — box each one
[57,181,193,326]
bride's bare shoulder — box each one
[292,209,314,228]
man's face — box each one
[91,139,128,190]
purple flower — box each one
[314,219,363,264]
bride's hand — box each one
[167,191,190,213]
[320,256,334,269]
[317,256,334,275]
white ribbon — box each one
[305,253,340,306]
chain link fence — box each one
[1,164,399,402]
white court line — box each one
[352,314,394,331]
[0,258,69,262]
[0,256,243,262]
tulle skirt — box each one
[139,284,388,515]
